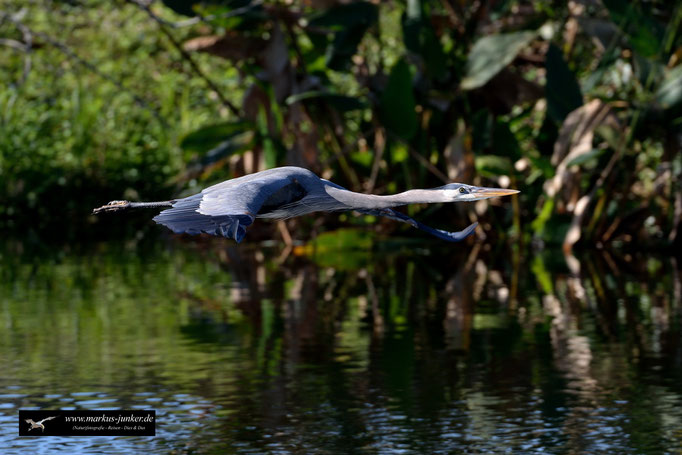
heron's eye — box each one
[459,187,468,194]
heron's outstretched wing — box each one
[153,173,302,242]
[358,208,478,242]
[39,416,58,424]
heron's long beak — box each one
[470,187,520,200]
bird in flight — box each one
[93,166,518,243]
[25,416,59,432]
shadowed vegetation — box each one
[1,1,681,250]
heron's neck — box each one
[326,187,450,209]
[373,189,451,207]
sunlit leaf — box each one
[380,59,417,140]
[545,43,583,123]
[657,65,682,109]
[461,31,536,90]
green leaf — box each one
[285,91,366,112]
[565,148,606,167]
[308,1,378,71]
[180,121,253,153]
[657,65,682,110]
[527,154,555,178]
[308,2,378,29]
[545,43,583,123]
[161,0,198,17]
[307,228,374,270]
[325,25,370,71]
[194,131,255,167]
[401,0,447,80]
[475,155,513,178]
[602,0,664,58]
[461,31,536,90]
[380,59,417,140]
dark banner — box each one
[19,410,155,436]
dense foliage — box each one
[1,0,681,250]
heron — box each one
[93,166,518,243]
[25,415,59,432]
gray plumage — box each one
[94,166,519,243]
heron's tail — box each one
[92,200,174,214]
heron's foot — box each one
[92,200,131,214]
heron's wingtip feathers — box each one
[152,195,252,242]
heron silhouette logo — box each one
[24,415,59,432]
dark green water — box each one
[1,232,681,453]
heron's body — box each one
[94,166,518,243]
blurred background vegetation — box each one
[1,0,681,250]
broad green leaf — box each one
[380,59,417,140]
[461,31,536,90]
[475,155,513,178]
[180,121,253,153]
[545,43,583,123]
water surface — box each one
[1,234,681,453]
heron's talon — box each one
[93,200,130,214]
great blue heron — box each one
[93,166,518,242]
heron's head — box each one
[438,183,520,202]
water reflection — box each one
[0,234,680,453]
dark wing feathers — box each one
[152,174,301,242]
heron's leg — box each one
[358,208,478,242]
[93,200,174,214]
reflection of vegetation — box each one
[1,240,680,452]
[2,1,682,249]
